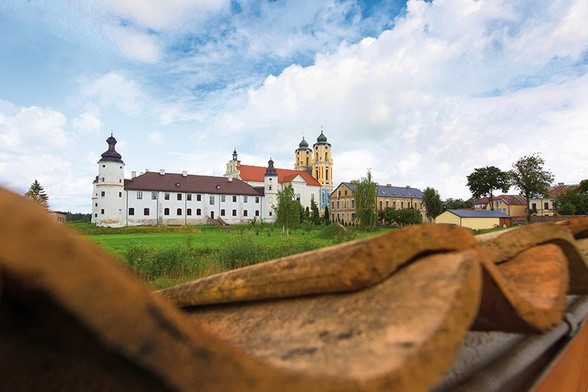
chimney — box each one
[387,183,392,187]
[131,171,136,178]
[182,171,187,177]
[558,182,564,186]
[406,185,410,188]
[160,169,165,176]
[145,169,149,173]
[228,175,233,182]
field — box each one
[71,222,378,290]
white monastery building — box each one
[92,131,334,227]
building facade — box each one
[473,194,527,217]
[329,182,425,225]
[92,130,333,227]
[225,130,333,211]
[92,135,273,227]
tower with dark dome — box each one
[91,133,125,227]
[294,137,312,173]
[311,130,333,209]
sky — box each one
[0,0,586,213]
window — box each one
[177,193,182,201]
[244,196,248,203]
[177,208,182,216]
[101,177,105,182]
[196,194,202,201]
[386,200,389,208]
[244,210,248,217]
[232,209,237,216]
[232,195,237,202]
[332,201,335,209]
[255,210,260,217]
[221,195,226,202]
[255,196,260,203]
[102,165,105,168]
[101,191,105,197]
[408,201,412,208]
[544,202,549,210]
[187,208,192,216]
[144,208,150,216]
[379,201,383,210]
[531,203,537,213]
[164,208,170,216]
[94,213,97,217]
[209,195,215,205]
[196,208,201,216]
[401,201,404,208]
[129,208,135,215]
[94,203,98,207]
[119,192,122,197]
[221,209,225,216]
[137,191,143,199]
[269,211,272,216]
[101,209,104,214]
[352,200,355,208]
[187,194,192,201]
[164,193,170,200]
[151,192,157,200]
[393,201,397,209]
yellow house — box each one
[474,195,527,217]
[329,182,425,225]
[436,209,511,230]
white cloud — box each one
[80,71,145,115]
[0,106,67,152]
[100,0,228,30]
[72,106,102,134]
[104,25,161,63]
[148,131,165,145]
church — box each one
[91,131,334,227]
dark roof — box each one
[341,182,423,198]
[124,172,262,196]
[99,134,124,164]
[298,137,309,149]
[446,209,510,218]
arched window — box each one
[221,209,225,216]
[143,208,150,216]
[129,208,135,216]
[177,208,182,215]
[196,208,201,216]
[164,208,170,216]
[187,208,192,216]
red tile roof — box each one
[549,184,577,198]
[238,165,321,187]
[476,194,527,205]
[124,171,262,196]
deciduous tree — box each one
[509,154,554,222]
[466,166,510,210]
[25,179,49,209]
[422,187,444,222]
[274,183,300,234]
[353,170,377,228]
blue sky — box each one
[1,0,586,213]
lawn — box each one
[69,222,375,289]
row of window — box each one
[331,199,421,210]
[128,208,260,217]
[135,191,260,204]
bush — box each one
[318,223,357,244]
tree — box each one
[310,198,321,225]
[274,183,300,234]
[509,154,554,222]
[466,166,510,210]
[422,187,444,222]
[444,198,474,210]
[323,206,330,225]
[353,170,377,228]
[25,179,49,209]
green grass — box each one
[69,222,370,289]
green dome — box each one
[316,131,328,143]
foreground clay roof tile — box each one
[1,186,587,391]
